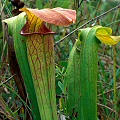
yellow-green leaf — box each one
[95,27,120,45]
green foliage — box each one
[0,0,120,120]
[65,27,99,119]
[3,13,41,120]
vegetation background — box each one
[0,0,120,120]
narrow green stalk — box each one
[106,20,120,27]
[99,59,109,115]
[113,45,117,119]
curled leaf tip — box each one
[95,27,120,45]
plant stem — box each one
[113,45,117,119]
